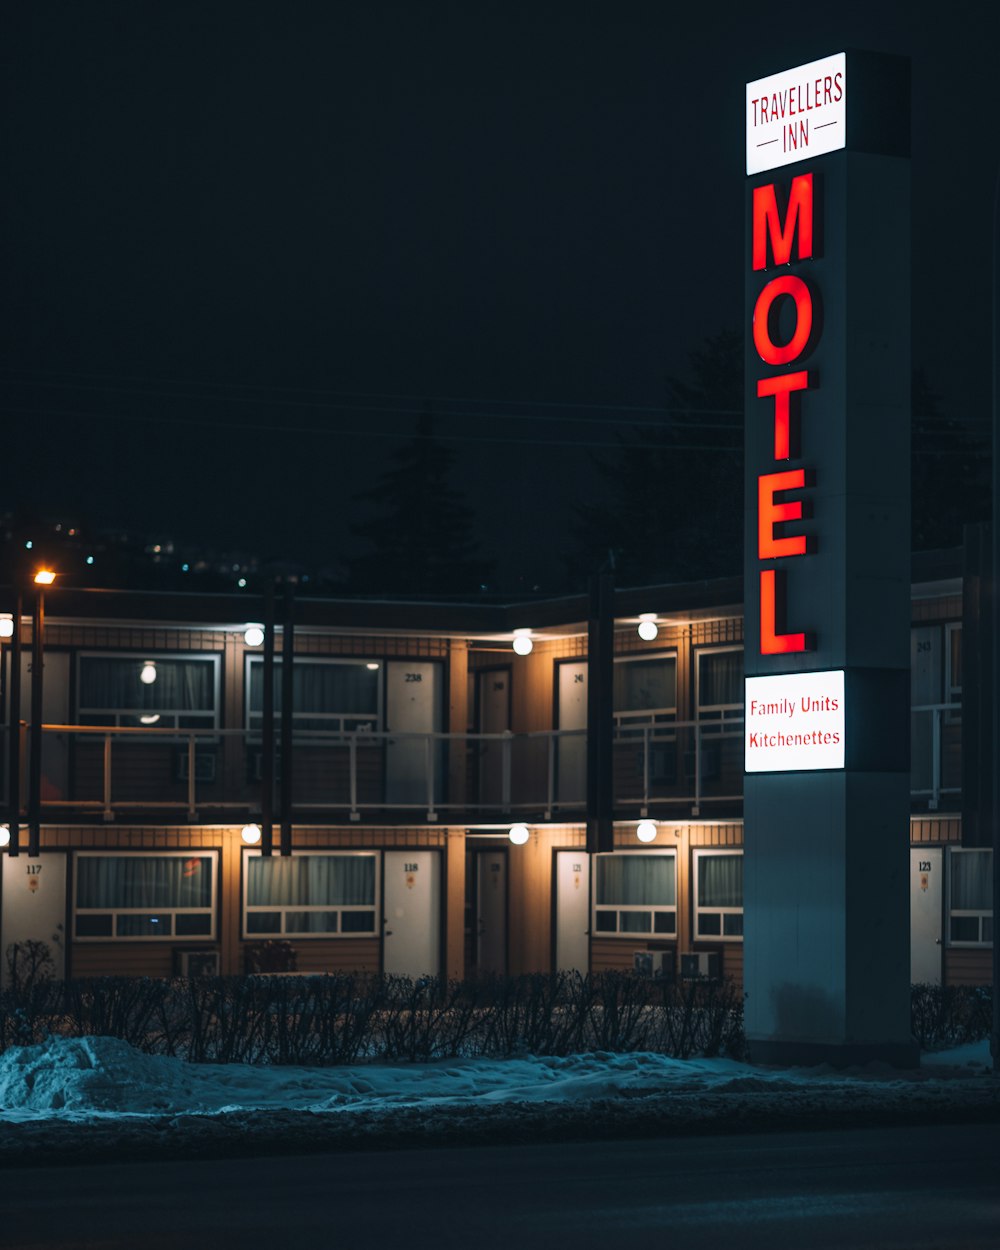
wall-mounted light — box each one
[244,625,265,647]
[139,714,161,726]
[637,614,659,642]
[512,629,533,656]
[140,661,157,685]
[241,823,262,845]
[636,820,658,843]
[0,615,13,639]
[366,662,380,671]
[33,569,56,586]
[508,823,530,845]
[0,825,9,848]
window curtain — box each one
[248,855,375,907]
[699,650,743,707]
[80,658,213,712]
[597,855,675,906]
[76,856,212,908]
[699,854,743,908]
[951,850,992,910]
[250,662,379,716]
[614,659,676,713]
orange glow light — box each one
[33,570,56,585]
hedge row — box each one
[0,971,745,1064]
[0,970,990,1065]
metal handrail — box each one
[15,705,961,820]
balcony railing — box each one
[0,702,961,822]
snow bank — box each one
[0,1034,992,1123]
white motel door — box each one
[557,661,587,806]
[385,661,442,808]
[477,668,510,807]
[383,850,441,979]
[910,846,943,985]
[555,850,590,975]
[0,851,67,987]
[475,850,507,974]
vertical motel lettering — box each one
[751,171,816,655]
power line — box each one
[0,364,743,423]
[0,404,743,452]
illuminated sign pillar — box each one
[743,52,915,1065]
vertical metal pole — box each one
[991,163,1000,1073]
[279,583,294,857]
[28,588,43,857]
[586,572,614,855]
[7,592,21,856]
[261,583,275,857]
[103,733,113,822]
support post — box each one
[279,583,294,857]
[586,572,614,855]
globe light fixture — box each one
[0,616,13,639]
[140,661,157,685]
[636,820,658,843]
[241,823,262,845]
[244,625,265,647]
[637,614,659,642]
[508,823,530,846]
[366,662,380,671]
[512,629,533,656]
[0,825,9,848]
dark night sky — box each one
[1,2,996,593]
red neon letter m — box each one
[752,173,814,271]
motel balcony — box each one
[2,701,960,824]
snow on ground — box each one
[0,1034,993,1124]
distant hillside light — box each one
[508,823,530,845]
[244,625,265,647]
[0,615,13,639]
[140,661,157,685]
[512,629,533,656]
[241,823,262,845]
[636,820,658,843]
[637,615,659,641]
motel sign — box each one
[742,51,915,1066]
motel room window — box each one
[945,622,962,724]
[246,658,381,736]
[593,851,676,936]
[243,850,378,937]
[693,849,743,941]
[948,848,992,946]
[77,654,219,730]
[613,654,677,747]
[696,647,744,721]
[73,851,217,940]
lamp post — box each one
[28,570,55,858]
[5,592,22,857]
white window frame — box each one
[73,850,218,942]
[693,848,744,942]
[612,651,678,740]
[947,847,992,947]
[242,848,380,939]
[592,848,677,938]
[945,622,962,725]
[76,651,221,732]
[244,655,383,739]
[695,645,744,728]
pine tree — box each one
[346,411,494,596]
[571,330,744,586]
